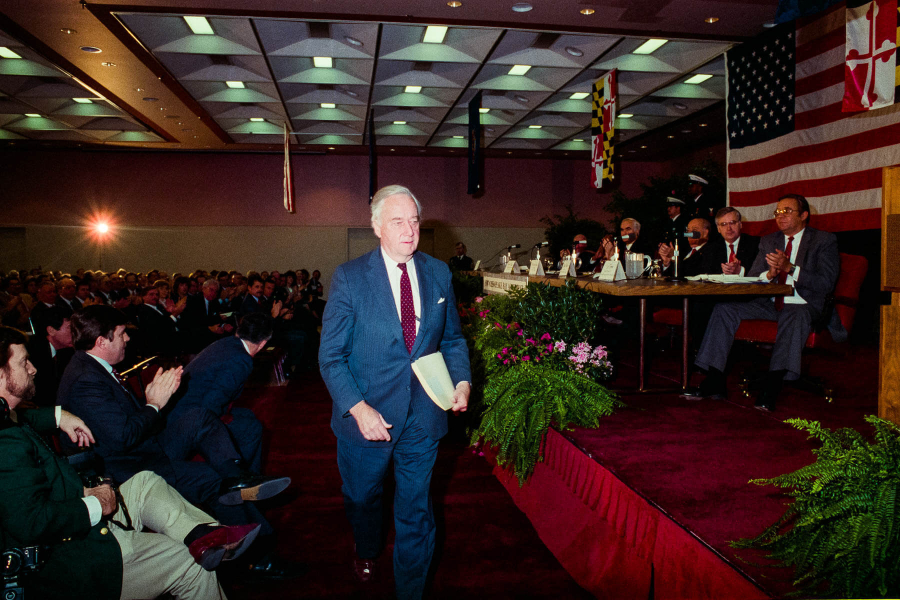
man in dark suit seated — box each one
[168,312,272,473]
[58,305,290,546]
[685,194,840,411]
[132,285,182,357]
[600,218,655,267]
[25,304,74,407]
[55,277,81,317]
[239,274,267,316]
[0,326,260,600]
[711,206,761,276]
[658,218,717,277]
[182,279,235,352]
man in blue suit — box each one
[168,312,273,473]
[319,185,471,600]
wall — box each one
[1,147,707,293]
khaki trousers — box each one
[111,471,227,600]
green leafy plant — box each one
[451,271,483,305]
[731,416,900,598]
[470,363,623,484]
[510,280,605,345]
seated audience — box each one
[686,194,840,411]
[0,326,260,599]
[26,304,74,407]
[132,285,181,357]
[182,279,234,351]
[57,305,291,546]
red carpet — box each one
[224,372,593,599]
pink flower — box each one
[475,296,484,303]
[502,348,508,355]
[503,359,509,365]
[547,343,553,352]
[554,341,567,352]
[495,322,502,329]
[526,338,535,345]
[517,330,524,337]
[540,333,551,341]
[523,355,530,361]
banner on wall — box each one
[283,122,294,214]
[591,70,617,189]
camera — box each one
[3,546,47,600]
[81,474,115,490]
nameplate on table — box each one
[483,272,529,295]
[594,260,625,282]
[528,259,545,276]
[503,260,521,274]
[559,257,577,278]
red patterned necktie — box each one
[728,243,736,263]
[775,236,794,311]
[398,263,416,353]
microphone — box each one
[620,234,634,243]
[533,241,549,247]
[575,240,588,246]
[681,231,701,239]
[506,244,521,249]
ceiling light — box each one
[404,86,422,94]
[80,46,102,53]
[515,95,528,103]
[393,121,407,125]
[0,47,22,59]
[640,145,647,149]
[573,139,584,142]
[668,135,675,139]
[512,3,533,12]
[423,26,448,44]
[580,8,595,15]
[344,36,363,46]
[684,74,712,84]
[453,135,464,139]
[508,64,531,76]
[225,81,245,88]
[762,22,776,28]
[479,108,490,113]
[184,16,214,35]
[101,62,116,67]
[143,97,158,102]
[565,47,584,57]
[528,125,542,129]
[705,17,719,23]
[320,103,336,108]
[633,39,668,54]
[72,98,93,104]
[328,146,336,149]
[681,129,692,133]
[672,102,687,110]
[569,92,589,100]
[60,28,76,34]
[699,123,708,127]
[313,56,333,68]
[344,89,359,97]
[249,118,265,122]
[24,113,41,118]
[618,113,633,119]
[447,1,462,7]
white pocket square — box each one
[437,297,445,304]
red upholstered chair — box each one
[735,252,868,400]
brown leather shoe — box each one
[352,556,376,584]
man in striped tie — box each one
[320,185,471,600]
[684,194,840,411]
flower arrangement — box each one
[463,282,622,484]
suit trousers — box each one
[694,297,812,380]
[337,411,440,600]
[112,471,226,600]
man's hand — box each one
[721,258,742,275]
[765,249,792,279]
[145,366,183,410]
[451,381,470,413]
[84,484,117,516]
[658,242,674,267]
[601,236,616,259]
[270,300,283,319]
[59,410,95,447]
[349,401,392,441]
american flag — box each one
[727,2,900,234]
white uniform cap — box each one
[688,174,708,185]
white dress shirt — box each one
[382,251,421,337]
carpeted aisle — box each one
[224,371,593,599]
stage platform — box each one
[489,342,879,599]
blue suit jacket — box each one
[319,248,471,447]
[169,335,253,420]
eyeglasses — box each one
[773,208,797,216]
[717,220,739,227]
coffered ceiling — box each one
[0,0,779,156]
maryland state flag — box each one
[591,70,617,188]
